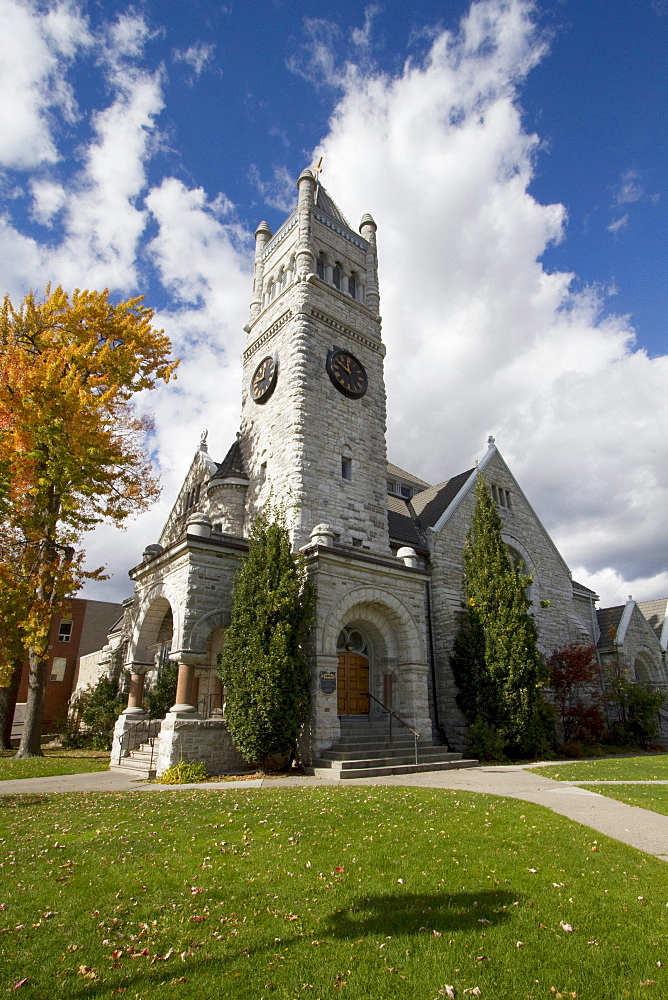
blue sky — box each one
[1,0,667,606]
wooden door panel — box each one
[337,652,369,715]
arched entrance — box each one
[336,627,370,715]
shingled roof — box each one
[637,598,668,645]
[596,606,624,649]
[315,183,354,231]
[387,494,427,549]
[212,437,247,481]
[410,469,475,529]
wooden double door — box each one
[337,652,369,715]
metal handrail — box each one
[368,692,420,765]
[116,716,161,767]
[193,692,224,718]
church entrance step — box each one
[309,758,478,780]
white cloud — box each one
[311,0,668,604]
[173,41,215,78]
[0,0,91,169]
[614,167,643,205]
[29,177,67,225]
[248,164,297,213]
[607,214,629,234]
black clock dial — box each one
[251,355,278,404]
[326,349,368,399]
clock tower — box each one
[240,167,391,555]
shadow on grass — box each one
[0,794,49,808]
[324,890,519,938]
[44,890,522,998]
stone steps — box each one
[310,719,477,780]
[109,740,159,779]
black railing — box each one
[116,716,161,768]
[193,692,224,718]
[368,693,420,765]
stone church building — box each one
[105,169,667,777]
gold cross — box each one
[312,155,323,181]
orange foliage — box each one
[0,285,178,662]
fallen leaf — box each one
[463,989,481,996]
[13,980,29,989]
[478,918,491,925]
[560,922,574,933]
[77,966,97,979]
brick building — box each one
[14,599,123,735]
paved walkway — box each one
[1,764,668,863]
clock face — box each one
[326,349,368,399]
[251,355,278,404]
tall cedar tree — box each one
[219,512,315,767]
[451,472,546,756]
[0,287,177,756]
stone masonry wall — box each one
[154,716,247,776]
[429,452,593,750]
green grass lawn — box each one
[527,754,668,783]
[585,784,668,816]
[1,786,667,999]
[0,748,110,781]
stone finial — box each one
[142,543,164,561]
[199,429,208,449]
[187,512,212,538]
[487,435,496,447]
[359,213,377,234]
[397,546,419,568]
[254,221,272,245]
[310,523,335,547]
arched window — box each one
[280,267,287,289]
[348,272,357,298]
[333,262,342,290]
[634,653,654,684]
[316,252,326,280]
[337,627,369,657]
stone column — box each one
[169,654,199,715]
[121,663,151,717]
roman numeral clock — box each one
[326,349,368,399]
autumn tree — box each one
[0,286,177,757]
[451,472,549,758]
[219,510,315,768]
[546,644,605,746]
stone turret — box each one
[206,435,249,535]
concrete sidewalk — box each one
[1,764,667,863]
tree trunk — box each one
[15,648,47,757]
[0,658,23,749]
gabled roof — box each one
[410,469,475,529]
[596,606,624,648]
[315,182,353,231]
[387,494,427,549]
[387,463,431,490]
[212,437,247,481]
[573,580,599,596]
[637,598,668,648]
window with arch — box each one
[333,262,342,290]
[348,272,357,298]
[507,545,533,602]
[337,627,370,657]
[316,252,326,280]
[634,652,655,684]
[279,267,286,290]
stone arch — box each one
[322,586,422,662]
[323,586,428,730]
[504,533,538,605]
[128,582,181,666]
[634,647,661,685]
[188,608,232,655]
